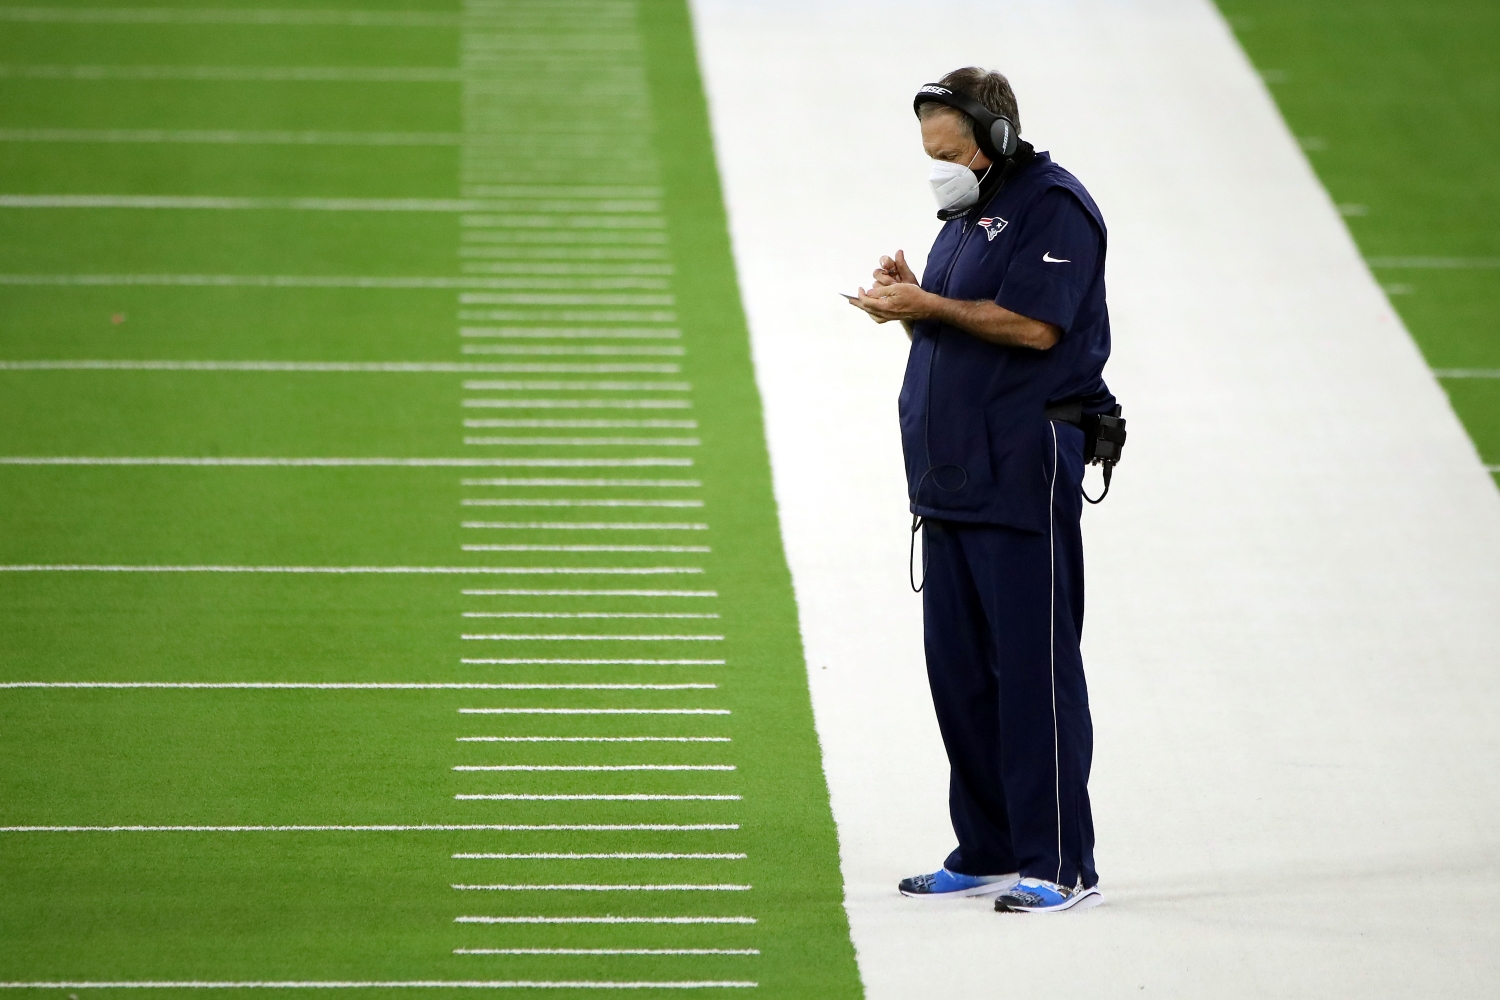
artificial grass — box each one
[0,1,863,996]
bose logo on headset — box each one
[913,82,1020,162]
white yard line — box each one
[0,360,678,374]
[0,458,694,468]
[460,637,721,644]
[460,522,707,530]
[0,65,470,82]
[452,796,742,802]
[461,437,700,446]
[460,328,680,338]
[453,773,741,779]
[0,274,673,289]
[0,825,739,833]
[0,129,465,146]
[0,983,757,991]
[694,0,1500,995]
[459,546,711,553]
[457,709,729,715]
[457,479,700,486]
[453,853,745,859]
[0,8,477,26]
[0,566,703,575]
[457,738,732,743]
[451,884,750,891]
[459,658,725,665]
[460,612,719,617]
[459,590,716,596]
[460,499,704,507]
[460,381,690,390]
[455,916,754,924]
[454,950,756,956]
[0,682,711,690]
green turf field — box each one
[0,2,863,996]
[1216,0,1500,479]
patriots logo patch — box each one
[979,216,1009,241]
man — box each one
[849,67,1115,913]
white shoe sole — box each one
[899,873,1020,899]
[997,886,1104,913]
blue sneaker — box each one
[993,877,1103,913]
[898,867,1019,899]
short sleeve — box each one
[994,188,1102,334]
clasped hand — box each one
[848,249,931,324]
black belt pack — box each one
[1043,399,1127,503]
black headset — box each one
[913,83,1019,163]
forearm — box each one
[926,295,1059,350]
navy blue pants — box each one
[921,423,1097,888]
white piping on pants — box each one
[1047,421,1062,885]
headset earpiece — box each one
[914,83,1020,164]
[990,117,1018,159]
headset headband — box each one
[913,83,1019,162]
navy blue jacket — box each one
[899,151,1115,533]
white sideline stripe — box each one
[461,546,711,553]
[0,566,701,575]
[453,773,741,779]
[0,195,669,212]
[0,458,693,468]
[460,499,704,508]
[0,360,678,374]
[454,952,755,960]
[0,65,472,82]
[0,825,738,833]
[460,634,724,641]
[453,853,744,859]
[461,522,708,530]
[461,591,716,597]
[0,682,711,690]
[0,274,681,290]
[452,884,751,891]
[1366,256,1500,269]
[0,983,757,991]
[458,709,730,715]
[462,421,699,430]
[461,612,720,618]
[0,128,464,146]
[457,738,732,743]
[454,796,742,802]
[460,659,726,665]
[1432,369,1500,379]
[455,917,755,925]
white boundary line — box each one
[0,682,717,690]
[457,709,729,715]
[0,274,664,289]
[0,128,464,146]
[0,360,678,373]
[0,196,671,212]
[456,773,738,779]
[459,634,723,640]
[0,458,695,467]
[454,949,758,957]
[0,825,740,833]
[459,659,726,665]
[452,853,746,859]
[453,796,741,802]
[0,983,757,991]
[0,566,704,575]
[452,884,752,892]
[454,917,755,925]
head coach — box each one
[848,66,1122,914]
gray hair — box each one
[916,66,1022,139]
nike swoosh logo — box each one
[1043,252,1070,263]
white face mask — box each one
[928,149,985,212]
